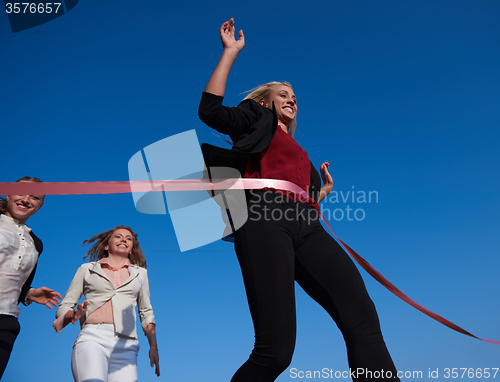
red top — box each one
[244,127,318,207]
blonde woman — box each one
[199,19,399,382]
[54,226,159,381]
[0,176,61,379]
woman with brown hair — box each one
[199,18,399,381]
[54,225,160,381]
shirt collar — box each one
[0,214,32,232]
[98,257,132,270]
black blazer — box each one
[18,231,43,305]
[198,92,322,201]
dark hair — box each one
[0,176,43,214]
[82,225,147,268]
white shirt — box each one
[0,214,39,317]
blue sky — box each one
[1,1,500,381]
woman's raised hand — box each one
[220,18,245,53]
[205,18,245,96]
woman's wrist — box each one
[24,288,34,305]
[222,46,241,57]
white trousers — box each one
[71,324,140,382]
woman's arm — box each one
[318,162,333,203]
[199,19,263,138]
[53,265,86,333]
[204,18,245,97]
[137,270,159,376]
[55,300,87,332]
[137,270,155,326]
[144,323,160,377]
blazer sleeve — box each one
[55,265,86,319]
[198,92,262,141]
[309,162,322,203]
[137,269,155,329]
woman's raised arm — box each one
[52,265,86,333]
[204,18,245,96]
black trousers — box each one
[231,191,399,382]
[0,314,20,380]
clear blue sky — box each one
[1,1,499,381]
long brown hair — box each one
[82,225,147,268]
[0,176,43,214]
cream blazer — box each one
[56,262,155,339]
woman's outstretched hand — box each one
[27,287,62,309]
[220,18,245,53]
[318,162,334,203]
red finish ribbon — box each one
[319,217,500,345]
[1,179,498,345]
[0,179,309,197]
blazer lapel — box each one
[89,262,113,285]
[117,266,140,289]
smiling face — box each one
[5,181,44,224]
[105,228,134,257]
[260,84,297,126]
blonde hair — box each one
[82,225,147,268]
[243,81,297,137]
[0,176,43,214]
